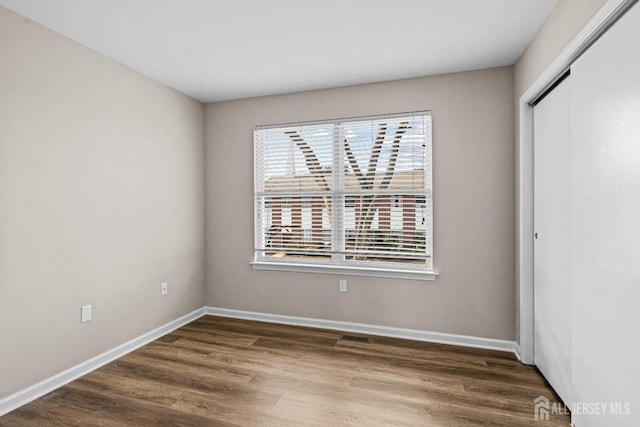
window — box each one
[253,112,435,280]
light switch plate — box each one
[81,304,92,323]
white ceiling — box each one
[0,0,558,102]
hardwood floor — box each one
[1,316,570,426]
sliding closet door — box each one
[570,3,640,426]
[533,77,572,406]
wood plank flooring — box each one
[0,316,570,426]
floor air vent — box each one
[341,335,369,343]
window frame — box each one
[251,111,437,281]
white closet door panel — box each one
[571,3,640,426]
[533,77,572,406]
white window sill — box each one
[250,261,438,281]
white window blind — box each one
[254,112,433,274]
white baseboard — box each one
[0,307,206,417]
[205,307,518,355]
[514,342,522,362]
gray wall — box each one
[205,67,515,341]
[0,6,206,398]
[513,0,608,343]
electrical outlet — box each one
[81,304,92,323]
[339,279,347,292]
[161,282,168,295]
